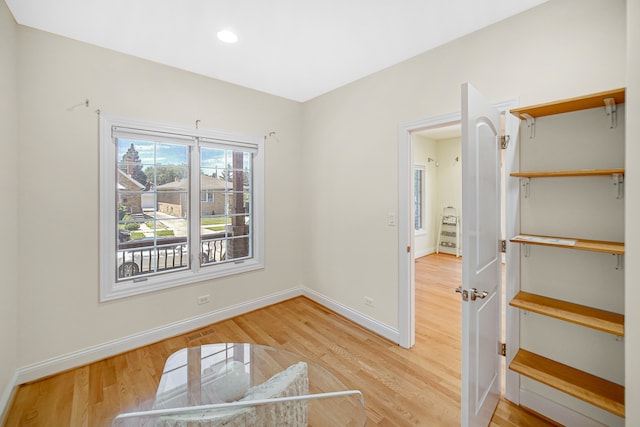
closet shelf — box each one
[509,349,625,418]
[510,88,625,119]
[510,291,624,336]
[510,234,624,255]
[510,168,624,178]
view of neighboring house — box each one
[117,169,145,215]
[155,175,229,217]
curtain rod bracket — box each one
[67,99,90,111]
[264,131,278,142]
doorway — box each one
[412,124,463,259]
[397,97,520,402]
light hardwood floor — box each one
[4,254,555,426]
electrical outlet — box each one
[197,295,210,305]
[364,296,374,307]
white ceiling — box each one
[6,0,548,102]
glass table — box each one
[113,343,366,426]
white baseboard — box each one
[15,287,303,385]
[0,371,18,425]
[13,286,400,386]
[519,389,608,427]
[302,287,400,344]
[414,248,431,258]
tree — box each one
[144,165,186,186]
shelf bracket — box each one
[523,243,531,258]
[615,254,624,271]
[521,113,536,139]
[520,177,530,199]
[612,173,624,199]
[604,98,617,129]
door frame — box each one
[397,97,519,396]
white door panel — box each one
[461,83,502,427]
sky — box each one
[117,138,251,172]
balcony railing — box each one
[117,232,227,280]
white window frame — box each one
[99,114,264,302]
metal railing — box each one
[117,232,227,280]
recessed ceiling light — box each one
[217,30,238,44]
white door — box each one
[460,83,502,427]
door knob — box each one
[470,288,488,301]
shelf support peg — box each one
[521,113,535,139]
[604,98,617,129]
[612,173,624,199]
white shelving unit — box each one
[436,206,460,257]
[507,88,626,424]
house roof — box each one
[156,175,229,191]
[117,169,145,190]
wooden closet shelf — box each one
[510,88,625,119]
[509,349,625,417]
[510,168,624,178]
[510,291,624,336]
[510,234,624,255]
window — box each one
[413,166,425,231]
[100,115,264,301]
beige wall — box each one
[626,0,639,424]
[435,138,462,256]
[302,0,626,327]
[15,26,304,366]
[0,0,18,409]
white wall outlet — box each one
[197,295,210,305]
[364,296,374,307]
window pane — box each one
[414,168,424,230]
[200,147,252,267]
[116,138,190,281]
[201,147,227,178]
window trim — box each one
[99,114,264,302]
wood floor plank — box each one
[3,254,555,426]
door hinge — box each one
[455,287,468,302]
[499,342,506,357]
[499,240,507,253]
[500,135,510,149]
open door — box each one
[460,83,502,427]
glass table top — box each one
[113,343,366,426]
